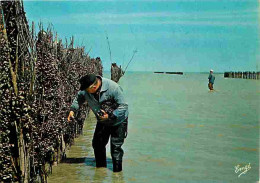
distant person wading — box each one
[208,69,215,90]
[67,74,129,172]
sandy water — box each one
[48,72,259,183]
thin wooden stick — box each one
[123,49,137,73]
[105,31,112,64]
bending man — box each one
[68,74,128,172]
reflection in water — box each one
[91,168,125,183]
[112,172,125,183]
[93,168,107,182]
[62,157,87,164]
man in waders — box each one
[208,69,215,90]
[67,74,128,172]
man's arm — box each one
[68,91,86,121]
[70,91,86,112]
[112,85,128,121]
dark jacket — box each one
[208,73,215,84]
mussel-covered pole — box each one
[1,1,33,182]
[111,49,137,83]
[224,71,259,80]
[111,62,124,83]
[0,0,103,182]
[0,3,15,182]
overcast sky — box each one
[23,0,259,72]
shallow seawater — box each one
[48,72,259,183]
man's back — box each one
[208,73,215,84]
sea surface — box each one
[48,72,259,183]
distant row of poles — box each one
[224,71,260,80]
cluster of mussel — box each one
[0,1,103,182]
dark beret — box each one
[79,74,97,91]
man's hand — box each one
[68,111,74,122]
[98,109,109,121]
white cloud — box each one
[44,10,258,27]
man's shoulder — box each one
[102,77,119,86]
[100,77,120,93]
